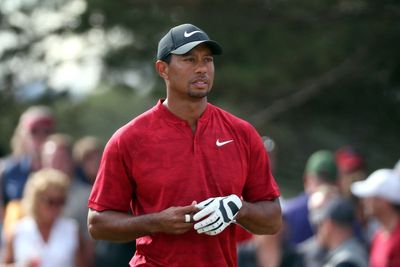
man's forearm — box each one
[87,209,159,242]
[235,199,282,235]
[88,204,198,242]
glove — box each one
[193,194,242,236]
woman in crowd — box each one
[1,168,84,267]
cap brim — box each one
[171,40,222,56]
[350,180,377,198]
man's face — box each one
[24,120,54,154]
[42,142,74,177]
[361,196,384,218]
[165,44,215,99]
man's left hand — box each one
[193,194,242,235]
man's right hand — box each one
[154,203,198,235]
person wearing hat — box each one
[307,186,368,267]
[335,146,367,197]
[0,106,56,206]
[87,23,281,266]
[283,150,338,246]
[351,169,400,267]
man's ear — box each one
[155,60,168,79]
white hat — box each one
[351,168,400,204]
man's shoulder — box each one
[0,155,30,178]
[111,104,159,139]
[328,239,368,267]
[209,104,254,129]
[1,156,20,170]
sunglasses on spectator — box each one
[40,196,66,207]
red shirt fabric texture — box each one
[370,220,400,267]
[88,100,280,267]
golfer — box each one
[88,23,282,267]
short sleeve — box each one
[242,127,280,202]
[88,133,135,212]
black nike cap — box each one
[157,23,223,61]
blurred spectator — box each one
[351,169,400,267]
[297,185,338,267]
[0,106,55,206]
[335,146,366,197]
[237,136,278,246]
[41,134,94,267]
[239,151,337,267]
[308,187,368,267]
[253,215,304,267]
[238,137,303,267]
[1,168,84,267]
[284,150,338,246]
[72,136,136,267]
[335,146,375,245]
[72,136,102,185]
[254,137,305,267]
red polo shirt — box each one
[89,100,280,267]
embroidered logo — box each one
[184,30,202,38]
[216,139,234,147]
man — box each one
[41,133,94,267]
[284,150,338,245]
[351,168,400,267]
[335,146,366,197]
[87,23,282,266]
[308,186,368,267]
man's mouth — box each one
[191,79,208,88]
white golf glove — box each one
[193,194,242,236]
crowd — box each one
[238,140,400,267]
[0,105,399,267]
[0,106,134,267]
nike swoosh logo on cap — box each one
[184,30,202,38]
[216,139,234,147]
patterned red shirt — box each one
[89,100,280,267]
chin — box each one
[188,89,210,99]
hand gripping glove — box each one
[193,194,242,236]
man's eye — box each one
[205,57,214,63]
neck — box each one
[327,228,352,250]
[163,98,207,132]
[379,212,399,234]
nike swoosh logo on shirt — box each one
[216,139,234,147]
[184,30,202,38]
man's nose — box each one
[194,61,208,73]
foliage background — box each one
[1,0,399,196]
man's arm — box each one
[235,198,282,235]
[87,204,198,242]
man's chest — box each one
[128,127,249,203]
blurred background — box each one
[1,0,399,196]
